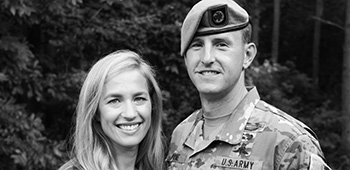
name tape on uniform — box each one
[215,156,263,170]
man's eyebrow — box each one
[191,37,203,42]
[212,37,232,44]
[212,37,228,41]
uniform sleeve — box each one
[278,135,331,170]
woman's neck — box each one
[114,145,138,170]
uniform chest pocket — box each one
[167,151,188,170]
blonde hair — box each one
[59,50,164,170]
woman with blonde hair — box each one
[59,50,164,170]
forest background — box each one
[1,0,350,169]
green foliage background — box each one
[0,0,348,169]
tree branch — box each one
[311,16,344,30]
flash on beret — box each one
[181,0,249,56]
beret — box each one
[181,0,249,56]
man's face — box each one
[185,31,249,98]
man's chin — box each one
[198,88,221,96]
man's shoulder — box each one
[253,100,318,140]
[253,100,328,168]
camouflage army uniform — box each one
[166,87,330,170]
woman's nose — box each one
[122,102,137,119]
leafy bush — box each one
[246,60,347,169]
[0,98,67,170]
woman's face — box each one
[98,69,152,151]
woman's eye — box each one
[108,99,120,104]
[134,97,147,104]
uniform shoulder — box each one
[255,100,318,140]
[171,110,200,137]
[254,101,328,168]
[255,101,327,166]
[168,110,201,155]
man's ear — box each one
[184,54,188,67]
[243,42,257,69]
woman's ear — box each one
[95,111,101,122]
[243,42,257,69]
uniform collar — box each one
[183,86,260,152]
[217,86,260,144]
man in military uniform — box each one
[166,0,331,169]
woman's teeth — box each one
[118,124,140,131]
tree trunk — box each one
[251,0,260,66]
[271,0,280,63]
[312,0,323,94]
[342,0,350,154]
[252,0,260,46]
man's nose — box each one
[201,46,215,65]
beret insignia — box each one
[180,0,250,56]
[209,5,228,27]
